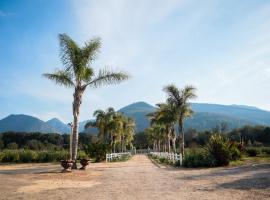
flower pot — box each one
[61,160,74,173]
[79,159,90,170]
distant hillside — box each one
[1,102,270,133]
[0,114,57,133]
[118,102,155,132]
[46,118,70,134]
[117,102,270,132]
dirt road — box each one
[0,155,269,200]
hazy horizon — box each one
[1,0,270,122]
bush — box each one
[205,134,231,166]
[261,147,270,155]
[84,143,110,162]
[228,142,242,161]
[19,150,38,162]
[112,154,131,162]
[0,150,20,162]
[0,150,71,163]
[6,142,18,149]
[183,149,216,168]
[253,141,263,147]
[245,147,261,157]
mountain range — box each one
[1,101,270,134]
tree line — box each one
[0,132,97,151]
[85,107,135,152]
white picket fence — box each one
[149,152,182,166]
[106,152,131,162]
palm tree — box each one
[163,84,196,156]
[43,34,129,164]
[85,107,116,143]
[148,103,176,152]
[122,117,135,151]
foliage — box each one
[83,143,110,162]
[85,108,135,152]
[245,147,261,157]
[205,134,231,166]
[6,142,18,149]
[133,132,149,149]
[183,149,216,167]
[0,132,96,151]
[261,147,270,155]
[0,150,81,163]
[111,154,131,162]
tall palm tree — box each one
[163,84,196,156]
[43,34,129,163]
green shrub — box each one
[6,142,18,150]
[205,134,231,166]
[183,149,216,168]
[112,154,131,162]
[228,142,242,161]
[245,147,261,157]
[0,150,20,162]
[253,141,263,147]
[261,147,270,155]
[0,150,71,163]
[19,150,38,162]
[84,143,110,162]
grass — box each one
[229,154,270,167]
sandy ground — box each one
[0,155,269,200]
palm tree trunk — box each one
[71,88,84,169]
[178,120,184,157]
[168,134,171,153]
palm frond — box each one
[163,84,181,104]
[86,68,129,88]
[81,67,94,83]
[182,85,197,101]
[93,109,105,117]
[81,38,101,66]
[43,70,74,87]
[59,33,80,72]
[84,121,96,129]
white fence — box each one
[106,152,131,162]
[149,152,182,166]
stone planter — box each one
[61,160,74,173]
[79,159,90,170]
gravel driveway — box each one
[0,155,269,200]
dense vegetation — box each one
[85,107,135,153]
[0,132,97,151]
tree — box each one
[85,108,135,152]
[163,84,197,156]
[85,107,116,143]
[147,103,176,152]
[43,34,129,164]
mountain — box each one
[118,102,155,132]
[46,118,70,134]
[117,102,270,132]
[191,103,270,125]
[1,102,270,134]
[0,114,57,133]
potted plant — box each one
[60,160,74,172]
[79,158,90,170]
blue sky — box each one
[0,0,270,122]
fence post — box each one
[180,153,182,166]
